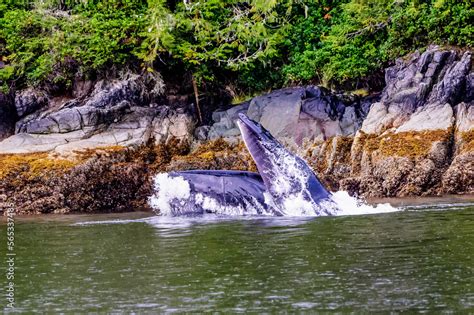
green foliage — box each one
[0,0,146,88]
[138,0,297,84]
[283,0,473,85]
[0,0,472,93]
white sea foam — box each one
[282,193,317,216]
[149,173,191,215]
[330,191,399,216]
[149,172,399,217]
[250,142,399,217]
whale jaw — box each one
[237,113,332,215]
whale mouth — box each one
[236,113,332,211]
[236,113,282,194]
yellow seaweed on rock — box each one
[0,153,76,180]
[358,129,453,158]
[167,138,257,172]
[459,129,474,153]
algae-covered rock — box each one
[0,142,186,214]
[0,47,473,213]
[441,102,474,194]
[347,47,472,197]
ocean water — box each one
[1,197,473,313]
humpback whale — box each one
[149,113,338,216]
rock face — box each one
[442,102,474,194]
[203,46,473,197]
[14,88,48,118]
[342,47,473,197]
[0,73,195,154]
[0,46,472,204]
[206,87,373,147]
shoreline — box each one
[2,194,473,220]
[1,47,472,215]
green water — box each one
[1,204,474,312]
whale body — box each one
[149,113,338,216]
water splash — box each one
[330,191,398,216]
[149,173,274,216]
[149,173,191,215]
[149,172,399,217]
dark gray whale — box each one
[150,113,336,216]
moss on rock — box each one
[459,129,474,153]
[356,129,452,158]
[0,153,77,180]
[0,138,260,215]
[167,139,257,173]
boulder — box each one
[208,86,370,147]
[194,125,211,141]
[0,105,195,154]
[247,87,304,139]
[349,47,472,197]
[152,107,195,144]
[14,88,48,118]
[207,102,249,140]
[84,74,147,108]
[0,72,197,154]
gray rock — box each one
[0,130,91,153]
[152,108,195,144]
[54,128,149,154]
[194,125,211,141]
[49,108,83,133]
[112,106,158,130]
[85,74,146,109]
[14,88,48,118]
[0,94,195,154]
[208,103,249,140]
[396,103,454,132]
[465,73,474,102]
[1,71,190,155]
[26,117,60,134]
[363,46,472,134]
[428,51,471,105]
[455,102,474,133]
[248,87,304,138]
[76,106,100,127]
[382,47,453,112]
[207,86,369,146]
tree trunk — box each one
[192,74,203,124]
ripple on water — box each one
[3,202,473,313]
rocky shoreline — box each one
[0,46,472,215]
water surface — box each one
[1,200,473,312]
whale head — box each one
[237,113,331,215]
